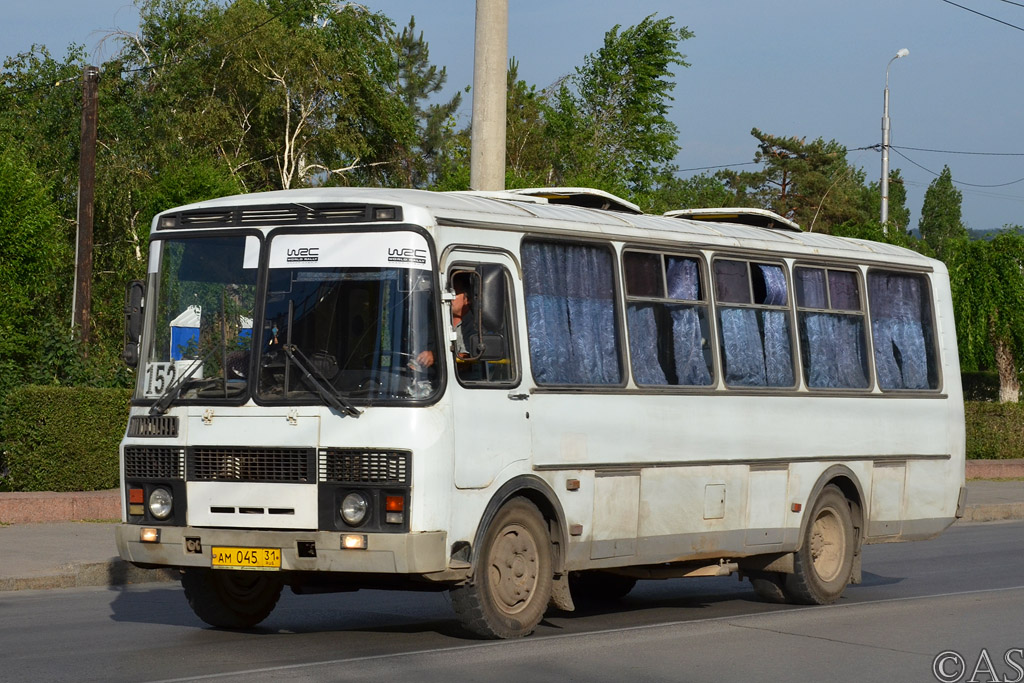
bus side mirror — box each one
[473,265,508,362]
[478,264,506,332]
[123,280,145,367]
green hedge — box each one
[965,401,1024,460]
[0,386,131,492]
[962,372,1002,402]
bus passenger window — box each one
[522,240,622,385]
[795,266,870,389]
[623,251,712,387]
[867,271,939,390]
[714,259,795,388]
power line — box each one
[892,144,1024,157]
[891,147,1024,188]
[676,162,760,173]
[936,0,1024,31]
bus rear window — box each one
[867,271,939,391]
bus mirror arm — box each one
[122,280,145,367]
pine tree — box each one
[919,165,967,258]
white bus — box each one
[117,187,966,638]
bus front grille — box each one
[189,447,315,483]
[124,447,185,479]
[127,416,179,438]
[319,449,410,485]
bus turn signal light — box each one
[385,496,404,512]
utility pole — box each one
[73,65,99,345]
[470,0,507,191]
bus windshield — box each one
[257,232,439,404]
[140,234,258,404]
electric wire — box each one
[891,147,1024,188]
[936,0,1024,31]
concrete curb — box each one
[0,560,178,592]
[965,460,1024,480]
[959,503,1024,523]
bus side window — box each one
[451,265,518,386]
[714,258,795,388]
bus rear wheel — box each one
[181,568,283,629]
[450,498,553,639]
[784,485,855,605]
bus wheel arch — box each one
[469,475,569,575]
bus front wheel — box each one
[450,498,553,638]
[181,568,283,629]
[784,485,856,605]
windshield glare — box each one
[139,235,257,401]
[258,265,438,402]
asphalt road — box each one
[2,520,1022,683]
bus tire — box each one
[784,485,855,605]
[749,572,789,604]
[450,498,552,638]
[181,568,283,629]
[569,571,637,603]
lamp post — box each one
[881,48,909,232]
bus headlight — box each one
[340,492,369,526]
[148,487,173,520]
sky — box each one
[4,0,1024,232]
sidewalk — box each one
[1,465,1023,592]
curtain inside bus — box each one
[795,268,869,389]
[718,263,794,387]
[523,241,621,385]
[868,271,935,390]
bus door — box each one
[443,250,528,489]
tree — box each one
[394,16,464,188]
[945,231,1024,402]
[116,0,414,191]
[542,15,693,200]
[863,169,910,235]
[721,129,872,233]
[0,142,68,395]
[504,59,552,188]
[645,172,734,215]
[919,165,967,258]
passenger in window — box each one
[416,272,476,368]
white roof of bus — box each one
[155,187,936,268]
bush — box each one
[962,372,1001,402]
[965,401,1024,460]
[0,385,131,491]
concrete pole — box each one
[470,0,507,191]
[880,49,908,233]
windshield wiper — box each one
[282,344,362,418]
[149,354,209,416]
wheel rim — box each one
[487,522,539,615]
[809,505,847,583]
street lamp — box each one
[881,48,909,231]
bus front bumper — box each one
[115,524,448,575]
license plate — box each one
[211,546,281,570]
